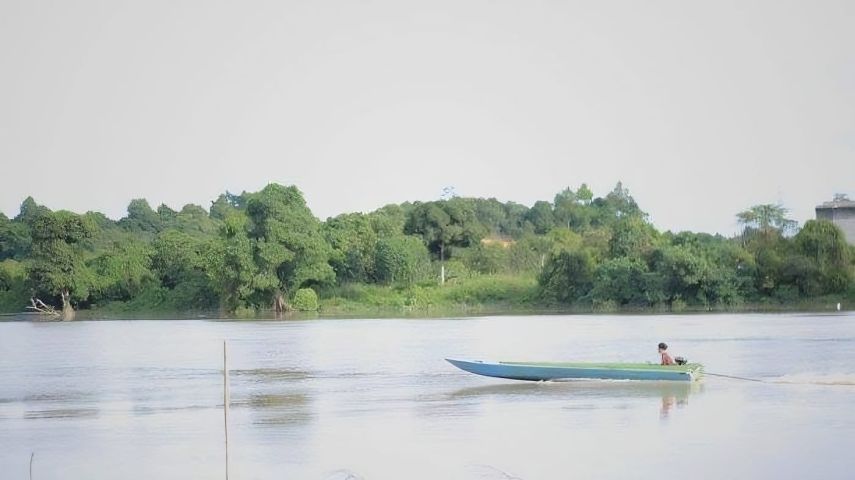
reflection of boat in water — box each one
[450,380,701,401]
[449,380,701,419]
[447,358,703,382]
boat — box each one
[446,358,703,382]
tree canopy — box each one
[0,181,851,315]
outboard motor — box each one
[674,356,688,365]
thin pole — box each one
[440,244,445,285]
[29,452,34,480]
[224,341,230,480]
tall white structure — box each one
[816,194,855,244]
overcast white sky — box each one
[1,1,853,235]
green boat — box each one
[446,358,704,382]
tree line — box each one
[0,182,852,317]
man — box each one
[658,342,675,366]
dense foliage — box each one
[0,183,852,314]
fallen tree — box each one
[26,297,60,317]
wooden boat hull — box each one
[446,358,703,382]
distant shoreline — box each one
[0,299,849,322]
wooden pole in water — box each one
[29,452,33,480]
[224,340,230,480]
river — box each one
[1,312,854,479]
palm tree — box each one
[736,204,797,240]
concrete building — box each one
[816,194,855,244]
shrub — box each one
[233,305,257,318]
[292,288,320,311]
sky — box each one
[1,0,853,236]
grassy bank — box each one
[3,273,853,319]
[317,274,541,316]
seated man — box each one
[658,342,675,366]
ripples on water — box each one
[1,313,854,479]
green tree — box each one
[471,198,509,236]
[14,196,50,224]
[324,213,378,284]
[525,201,554,235]
[245,184,335,311]
[157,204,178,224]
[206,213,255,311]
[172,204,220,236]
[88,240,155,303]
[651,244,705,304]
[0,213,31,260]
[752,242,786,295]
[152,230,205,288]
[26,210,96,318]
[553,186,591,230]
[653,233,749,306]
[374,235,430,285]
[404,199,487,282]
[608,216,661,259]
[0,259,29,313]
[793,220,851,293]
[591,257,664,307]
[148,229,218,309]
[465,243,510,275]
[581,227,613,261]
[576,183,593,205]
[505,235,551,272]
[545,228,583,254]
[778,254,823,297]
[735,203,801,299]
[538,249,595,303]
[598,182,642,222]
[210,192,247,220]
[552,187,576,229]
[367,204,408,237]
[499,202,531,238]
[737,204,797,239]
[119,199,162,234]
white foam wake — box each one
[768,373,855,386]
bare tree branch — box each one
[26,297,60,316]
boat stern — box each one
[686,363,704,381]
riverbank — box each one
[3,274,852,321]
[5,267,852,320]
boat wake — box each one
[767,373,855,386]
[324,470,364,480]
[466,464,524,479]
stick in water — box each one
[224,341,230,480]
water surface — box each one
[1,313,854,479]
